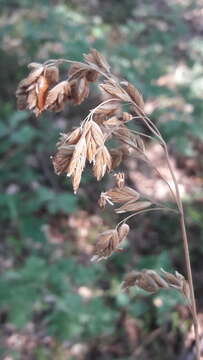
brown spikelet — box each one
[84,49,110,74]
[118,223,130,242]
[51,145,74,175]
[122,269,191,303]
[93,102,120,123]
[45,81,71,112]
[91,229,119,262]
[120,81,145,110]
[44,66,59,85]
[91,223,128,262]
[106,186,140,204]
[16,64,59,116]
[35,75,49,115]
[70,78,89,105]
[100,81,130,102]
[68,137,87,193]
[92,146,112,180]
[115,200,151,214]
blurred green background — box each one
[1,0,203,359]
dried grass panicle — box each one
[91,223,130,262]
[16,49,200,359]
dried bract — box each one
[106,186,140,204]
[91,223,130,262]
[100,81,131,102]
[70,78,89,105]
[16,63,59,116]
[120,81,145,110]
[45,81,71,112]
[84,48,111,74]
[122,269,191,303]
[92,146,112,180]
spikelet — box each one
[51,145,75,175]
[100,80,131,102]
[45,81,71,112]
[16,63,59,116]
[120,81,144,110]
[92,146,112,180]
[91,223,130,262]
[106,186,140,204]
[70,78,89,105]
[121,269,191,303]
[84,48,111,74]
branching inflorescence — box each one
[16,49,200,359]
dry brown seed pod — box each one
[91,229,119,262]
[160,269,182,287]
[68,63,88,79]
[84,48,110,74]
[100,81,131,102]
[115,200,151,214]
[93,102,119,120]
[121,271,159,292]
[106,186,140,204]
[65,127,82,145]
[45,81,71,112]
[35,75,49,115]
[92,146,112,180]
[135,272,160,293]
[44,66,59,85]
[145,270,169,289]
[67,137,87,177]
[120,81,144,110]
[70,78,89,105]
[51,145,75,175]
[16,64,59,116]
[90,121,104,147]
[118,223,130,242]
[121,271,138,290]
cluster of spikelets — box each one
[16,49,189,292]
[121,268,191,305]
[16,49,154,262]
[16,49,146,193]
[16,49,198,354]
